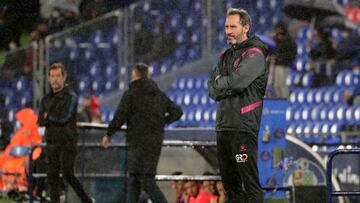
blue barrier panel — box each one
[258,99,288,200]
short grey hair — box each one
[227,8,251,36]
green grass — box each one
[0,199,15,203]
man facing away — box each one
[208,8,269,203]
[102,63,183,203]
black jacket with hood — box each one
[107,78,183,174]
[208,36,269,136]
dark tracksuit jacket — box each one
[38,86,92,203]
[38,86,78,144]
[208,36,269,203]
[107,78,183,175]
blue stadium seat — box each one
[301,72,314,87]
[286,105,298,121]
[2,89,15,108]
[89,61,102,77]
[321,122,331,135]
[295,42,308,58]
[148,61,160,77]
[190,29,201,45]
[77,75,91,96]
[311,122,323,136]
[104,77,118,93]
[287,122,296,135]
[105,60,118,79]
[303,122,314,135]
[13,76,31,92]
[286,71,302,87]
[323,87,336,104]
[297,88,308,104]
[99,46,115,60]
[91,77,105,95]
[185,14,200,30]
[82,46,97,62]
[289,89,298,104]
[159,58,173,74]
[7,108,15,122]
[176,30,189,45]
[310,105,323,121]
[294,58,310,72]
[320,105,331,121]
[175,92,184,106]
[187,45,201,62]
[101,109,115,124]
[332,88,346,104]
[18,91,32,108]
[306,89,316,104]
[89,29,104,44]
[174,46,187,66]
[324,122,342,144]
[314,88,325,104]
[336,105,347,121]
[170,14,183,32]
[335,70,359,87]
[183,91,193,106]
[191,93,201,106]
[345,106,360,124]
[194,108,204,123]
[202,108,212,123]
[193,76,205,90]
[69,47,80,61]
[327,105,340,122]
[107,27,120,45]
[295,121,305,135]
[185,107,197,127]
[344,71,359,86]
[301,106,312,121]
[173,76,187,90]
[296,26,311,41]
[293,106,302,121]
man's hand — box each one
[215,75,221,81]
[102,135,110,149]
[43,112,48,119]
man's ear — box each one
[244,24,250,34]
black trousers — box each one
[46,143,92,203]
[217,131,264,203]
[125,173,168,203]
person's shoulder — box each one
[64,88,78,98]
[243,47,266,59]
[42,92,53,100]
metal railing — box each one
[326,149,360,203]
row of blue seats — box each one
[65,43,201,74]
[101,107,217,128]
[171,75,208,90]
[288,121,342,135]
[0,88,32,109]
[287,69,359,90]
[167,90,215,107]
[287,71,314,87]
[0,76,32,93]
[289,86,353,104]
[77,76,120,96]
[286,104,360,123]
